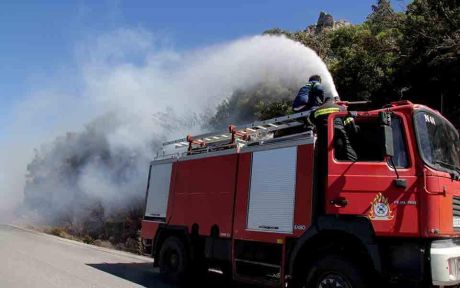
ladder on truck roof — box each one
[160,110,314,157]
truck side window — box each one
[336,118,383,162]
[334,116,408,167]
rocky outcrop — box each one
[306,11,351,34]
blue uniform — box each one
[292,81,324,112]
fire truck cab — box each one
[141,101,460,287]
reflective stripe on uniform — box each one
[343,117,354,125]
[314,107,340,118]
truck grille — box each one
[454,196,460,231]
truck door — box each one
[326,112,419,236]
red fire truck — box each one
[141,101,460,287]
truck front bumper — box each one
[431,239,460,286]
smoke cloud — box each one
[0,28,337,225]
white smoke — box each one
[0,28,337,224]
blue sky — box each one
[0,0,406,138]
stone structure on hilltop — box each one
[306,11,351,34]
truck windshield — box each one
[414,110,460,173]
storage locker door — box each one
[145,163,173,220]
[247,147,297,233]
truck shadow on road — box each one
[87,262,242,288]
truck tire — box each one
[158,236,189,283]
[304,255,369,288]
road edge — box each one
[4,224,153,262]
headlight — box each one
[448,257,460,281]
[431,239,460,286]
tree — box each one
[398,0,460,124]
[367,0,401,33]
[328,22,402,104]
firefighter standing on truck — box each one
[309,95,358,162]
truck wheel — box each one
[158,236,189,283]
[305,255,368,288]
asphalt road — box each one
[0,225,231,288]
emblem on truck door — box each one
[368,193,394,220]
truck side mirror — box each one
[379,112,394,157]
